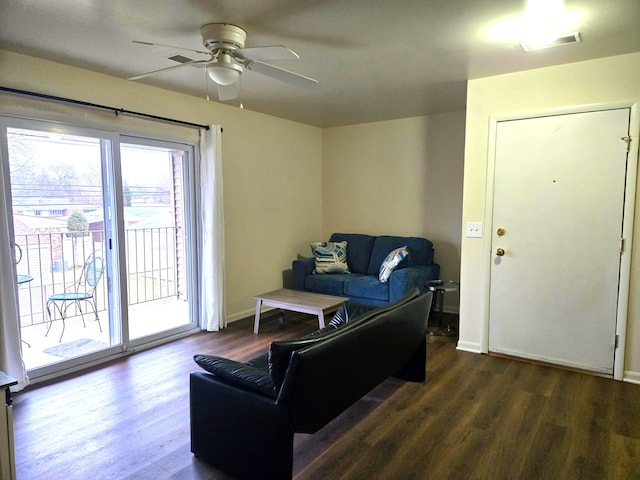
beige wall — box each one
[321,112,466,311]
[0,50,465,321]
[0,49,323,321]
[460,52,640,380]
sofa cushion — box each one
[304,273,360,296]
[193,354,276,398]
[378,246,409,282]
[367,236,434,275]
[329,233,376,274]
[310,241,350,274]
[343,275,389,301]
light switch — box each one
[466,222,483,238]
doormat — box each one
[43,339,109,359]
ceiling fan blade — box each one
[128,59,210,80]
[235,45,299,61]
[133,40,212,57]
[218,82,239,101]
[245,60,318,89]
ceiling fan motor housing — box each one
[201,23,246,52]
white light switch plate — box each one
[466,222,483,238]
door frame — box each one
[1,116,202,383]
[480,101,640,381]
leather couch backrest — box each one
[278,291,432,434]
[269,288,421,394]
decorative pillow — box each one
[328,302,364,327]
[378,246,409,282]
[310,241,350,274]
[302,302,365,339]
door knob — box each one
[496,248,505,257]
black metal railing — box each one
[14,227,181,328]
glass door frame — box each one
[1,116,200,382]
[120,134,199,349]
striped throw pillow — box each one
[310,241,350,274]
[378,246,409,282]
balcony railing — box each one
[14,228,183,329]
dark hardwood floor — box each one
[12,312,640,479]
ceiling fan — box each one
[128,23,318,101]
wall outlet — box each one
[466,222,483,238]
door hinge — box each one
[615,334,619,348]
[621,136,632,152]
[620,238,625,253]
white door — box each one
[488,108,630,374]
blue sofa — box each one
[292,232,440,306]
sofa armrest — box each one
[190,372,294,479]
[388,264,440,303]
[193,354,276,398]
[292,257,315,290]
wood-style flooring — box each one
[12,312,640,479]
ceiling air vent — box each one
[521,32,581,52]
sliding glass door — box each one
[1,118,198,377]
[5,123,118,371]
[120,138,195,342]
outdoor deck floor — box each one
[21,298,190,370]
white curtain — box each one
[0,162,29,390]
[199,125,226,331]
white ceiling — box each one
[1,0,639,128]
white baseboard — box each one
[226,307,258,324]
[623,370,640,384]
[456,340,482,353]
[449,351,640,383]
[227,305,284,324]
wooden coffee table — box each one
[253,288,348,334]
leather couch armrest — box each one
[193,354,276,398]
[292,257,315,290]
[190,372,294,479]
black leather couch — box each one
[190,288,433,480]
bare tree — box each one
[67,211,89,266]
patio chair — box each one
[46,251,104,342]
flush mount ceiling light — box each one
[519,0,582,51]
[487,0,583,51]
[521,32,581,51]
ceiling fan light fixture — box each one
[207,64,242,85]
[206,52,243,85]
